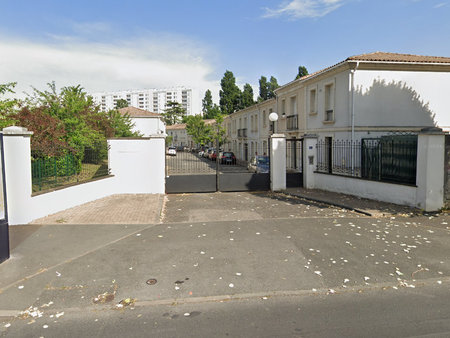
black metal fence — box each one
[316,135,417,185]
[286,139,303,173]
[32,147,110,193]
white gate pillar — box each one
[302,134,318,189]
[2,126,33,225]
[416,128,446,211]
[270,134,286,191]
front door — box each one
[0,134,9,264]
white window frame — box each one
[323,80,335,124]
[309,86,318,115]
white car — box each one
[167,147,177,156]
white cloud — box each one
[0,34,221,110]
[263,0,345,19]
[434,2,448,8]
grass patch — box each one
[32,161,109,193]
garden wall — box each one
[2,126,165,225]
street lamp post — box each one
[269,112,279,135]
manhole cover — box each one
[146,278,157,285]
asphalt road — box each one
[2,282,450,337]
[1,192,449,337]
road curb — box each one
[281,191,373,216]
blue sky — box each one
[1,0,450,108]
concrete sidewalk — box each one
[28,187,433,226]
[30,194,165,225]
[284,187,423,217]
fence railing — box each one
[286,115,298,131]
[286,139,302,173]
[316,136,417,185]
[32,147,110,193]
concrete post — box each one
[2,126,33,225]
[270,134,286,191]
[302,134,318,189]
[416,128,446,211]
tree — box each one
[295,66,309,80]
[202,90,213,116]
[240,83,254,108]
[115,99,128,109]
[15,106,72,158]
[268,76,279,99]
[0,82,19,129]
[258,76,269,101]
[107,109,141,137]
[204,103,221,120]
[219,70,241,115]
[185,115,212,146]
[210,114,227,148]
[25,83,113,161]
[162,101,186,125]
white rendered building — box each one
[91,87,197,116]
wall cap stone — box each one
[2,126,33,136]
[420,127,445,135]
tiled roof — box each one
[293,52,450,84]
[166,119,216,130]
[347,52,450,64]
[118,107,161,118]
[166,123,187,130]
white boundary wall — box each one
[2,127,165,225]
[313,173,417,207]
[301,130,446,211]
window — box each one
[281,99,286,116]
[324,83,334,122]
[290,96,297,115]
[254,114,258,132]
[263,110,267,127]
[309,89,317,114]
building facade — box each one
[92,87,196,116]
[166,119,216,149]
[273,52,450,142]
[117,107,165,136]
[221,52,450,173]
[223,99,275,161]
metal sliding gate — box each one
[286,138,303,188]
[165,145,270,194]
[0,134,9,264]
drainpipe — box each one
[350,62,359,174]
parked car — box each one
[209,150,218,161]
[198,146,209,157]
[167,146,177,156]
[247,155,270,173]
[219,151,236,165]
[206,148,215,159]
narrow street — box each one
[1,192,449,337]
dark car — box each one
[219,151,236,165]
[247,155,270,173]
